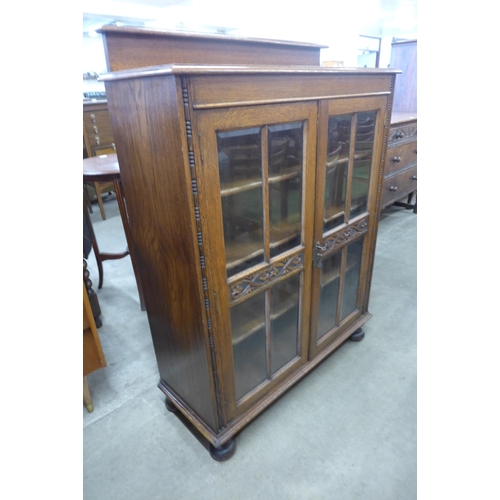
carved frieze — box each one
[230,253,303,302]
[323,217,369,255]
[388,124,417,146]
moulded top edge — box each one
[97,25,328,49]
[99,64,401,82]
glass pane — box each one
[340,237,364,320]
[231,291,267,401]
[270,273,300,374]
[316,250,342,340]
[268,123,303,257]
[350,112,376,218]
[323,115,351,232]
[217,128,264,277]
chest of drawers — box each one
[381,113,417,211]
[83,100,116,157]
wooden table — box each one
[83,154,145,311]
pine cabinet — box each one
[102,64,398,460]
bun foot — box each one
[165,397,178,413]
[209,438,236,461]
[349,327,365,342]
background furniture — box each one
[99,25,326,71]
[91,26,325,218]
[83,100,116,157]
[381,112,417,211]
[83,254,102,328]
[83,100,116,219]
[102,64,398,460]
[357,35,381,68]
[83,154,146,311]
[383,38,417,211]
[389,39,417,113]
[83,280,106,413]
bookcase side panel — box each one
[105,75,219,431]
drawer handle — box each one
[112,143,116,151]
[390,186,398,191]
[95,136,100,145]
[392,156,401,163]
[411,175,417,181]
[90,113,96,123]
[93,126,98,134]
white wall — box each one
[83,35,108,93]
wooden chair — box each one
[84,180,115,220]
[83,279,106,412]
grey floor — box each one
[83,195,417,500]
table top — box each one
[83,154,120,179]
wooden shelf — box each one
[221,177,262,197]
[232,318,266,345]
[220,165,301,197]
[321,268,340,288]
[226,242,264,272]
[232,291,298,346]
[269,165,301,184]
[270,220,301,249]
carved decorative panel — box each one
[323,216,369,255]
[388,124,417,146]
[229,252,303,303]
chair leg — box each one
[83,376,93,413]
[94,182,107,220]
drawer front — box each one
[388,121,417,146]
[382,165,417,207]
[385,140,417,175]
[87,128,114,147]
[83,108,115,152]
[91,145,116,156]
[83,110,111,130]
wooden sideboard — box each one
[383,39,417,211]
[381,112,417,211]
[99,25,326,71]
[102,63,399,460]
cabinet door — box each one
[309,96,388,357]
[193,102,317,421]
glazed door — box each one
[193,102,317,421]
[309,96,388,357]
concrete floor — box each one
[83,194,417,500]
